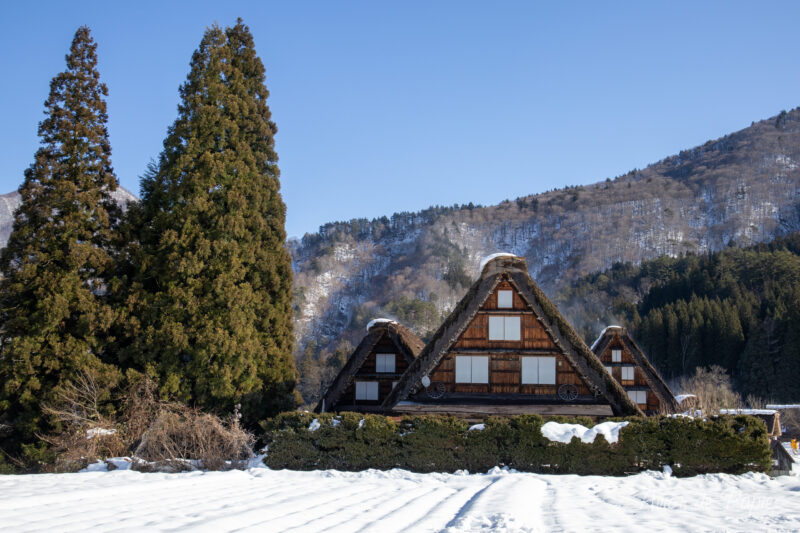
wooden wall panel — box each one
[427,351,595,397]
[354,335,411,376]
[480,281,528,311]
[646,390,660,413]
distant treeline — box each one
[561,232,800,402]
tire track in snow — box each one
[441,475,547,533]
[354,485,460,533]
[172,479,385,531]
[277,484,438,532]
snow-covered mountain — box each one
[0,186,138,248]
[291,108,800,355]
[2,109,800,362]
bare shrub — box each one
[679,365,742,415]
[744,394,766,409]
[779,408,800,439]
[132,403,254,472]
[118,373,160,451]
[43,371,255,472]
[40,372,125,472]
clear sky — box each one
[2,1,799,238]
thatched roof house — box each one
[591,326,679,414]
[381,254,642,417]
[315,319,424,413]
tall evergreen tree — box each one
[0,27,121,459]
[121,20,296,425]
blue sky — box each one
[2,2,799,238]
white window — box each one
[497,290,513,308]
[521,357,556,384]
[488,316,521,341]
[375,353,395,373]
[604,366,613,376]
[392,381,398,389]
[621,366,635,381]
[611,349,622,362]
[627,390,647,404]
[355,381,379,400]
[455,356,489,383]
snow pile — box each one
[541,420,629,444]
[86,428,117,439]
[366,318,395,332]
[478,252,517,273]
[468,423,485,431]
[2,465,799,531]
[719,409,777,415]
[81,457,133,472]
[767,404,800,409]
[589,325,622,350]
[308,419,321,432]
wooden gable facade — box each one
[382,255,642,418]
[591,326,679,415]
[315,320,423,413]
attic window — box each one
[488,316,521,341]
[604,366,613,376]
[455,356,489,383]
[521,356,556,384]
[611,349,622,362]
[627,390,647,404]
[621,366,635,381]
[355,381,379,400]
[375,354,395,373]
[497,290,513,308]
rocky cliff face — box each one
[290,109,800,354]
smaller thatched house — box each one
[591,326,679,414]
[381,254,642,418]
[315,319,424,413]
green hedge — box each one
[262,412,772,476]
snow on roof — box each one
[366,318,396,332]
[675,394,697,403]
[541,420,629,444]
[719,408,777,415]
[478,253,518,273]
[590,325,623,350]
[767,404,800,409]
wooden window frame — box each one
[521,356,556,385]
[375,353,395,373]
[455,355,489,384]
[497,290,513,308]
[488,316,521,341]
[621,366,635,381]
[627,390,646,404]
[355,381,379,401]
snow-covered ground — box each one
[2,464,799,532]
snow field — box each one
[1,466,799,532]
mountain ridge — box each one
[290,107,800,382]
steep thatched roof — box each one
[314,320,424,413]
[591,326,679,413]
[382,255,643,416]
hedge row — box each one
[262,412,772,476]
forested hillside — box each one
[292,108,800,404]
[559,233,800,402]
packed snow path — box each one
[2,466,799,532]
